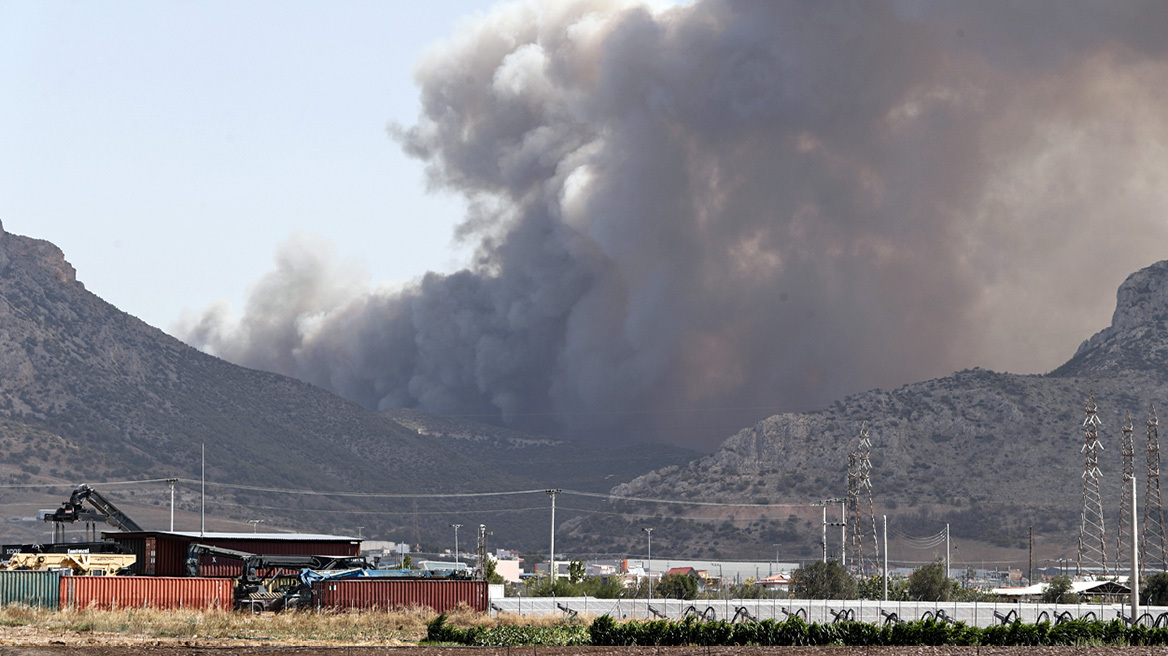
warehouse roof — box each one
[170,531,359,541]
[104,530,359,542]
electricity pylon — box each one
[1144,403,1168,572]
[1077,391,1108,576]
[846,422,879,575]
[1116,412,1135,572]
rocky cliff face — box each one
[604,259,1168,554]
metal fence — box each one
[490,596,1168,628]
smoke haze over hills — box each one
[178,0,1168,450]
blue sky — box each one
[1,1,499,332]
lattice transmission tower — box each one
[1143,403,1168,572]
[1078,392,1108,576]
[846,422,879,574]
[1116,412,1134,571]
[845,448,858,567]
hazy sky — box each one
[1,1,497,330]
[6,1,1168,450]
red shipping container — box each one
[312,580,487,613]
[195,554,299,579]
[60,576,233,611]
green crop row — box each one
[427,612,1168,647]
[588,615,1168,647]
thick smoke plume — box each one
[179,0,1168,450]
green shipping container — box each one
[0,570,62,608]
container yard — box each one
[0,562,486,613]
[0,484,486,615]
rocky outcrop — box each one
[1059,260,1168,377]
[0,221,78,285]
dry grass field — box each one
[0,604,461,646]
[0,603,583,647]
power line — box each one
[563,489,812,508]
[0,478,180,489]
[442,404,790,419]
[181,481,551,498]
[888,528,948,549]
[0,476,840,512]
[164,479,819,508]
[209,502,556,517]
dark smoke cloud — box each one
[178,0,1168,450]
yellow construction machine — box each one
[3,552,135,576]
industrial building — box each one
[101,530,361,577]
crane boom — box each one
[43,484,144,533]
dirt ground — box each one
[0,629,1165,656]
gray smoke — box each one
[178,0,1168,450]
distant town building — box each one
[756,573,790,592]
[492,555,522,583]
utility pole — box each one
[1029,526,1033,585]
[882,514,888,601]
[840,500,847,566]
[476,524,491,581]
[946,523,950,582]
[546,489,560,581]
[166,478,178,532]
[821,506,827,563]
[642,527,653,599]
[200,443,205,538]
[1132,474,1141,620]
[814,498,845,563]
[450,524,463,567]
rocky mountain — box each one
[564,261,1168,565]
[0,223,687,550]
